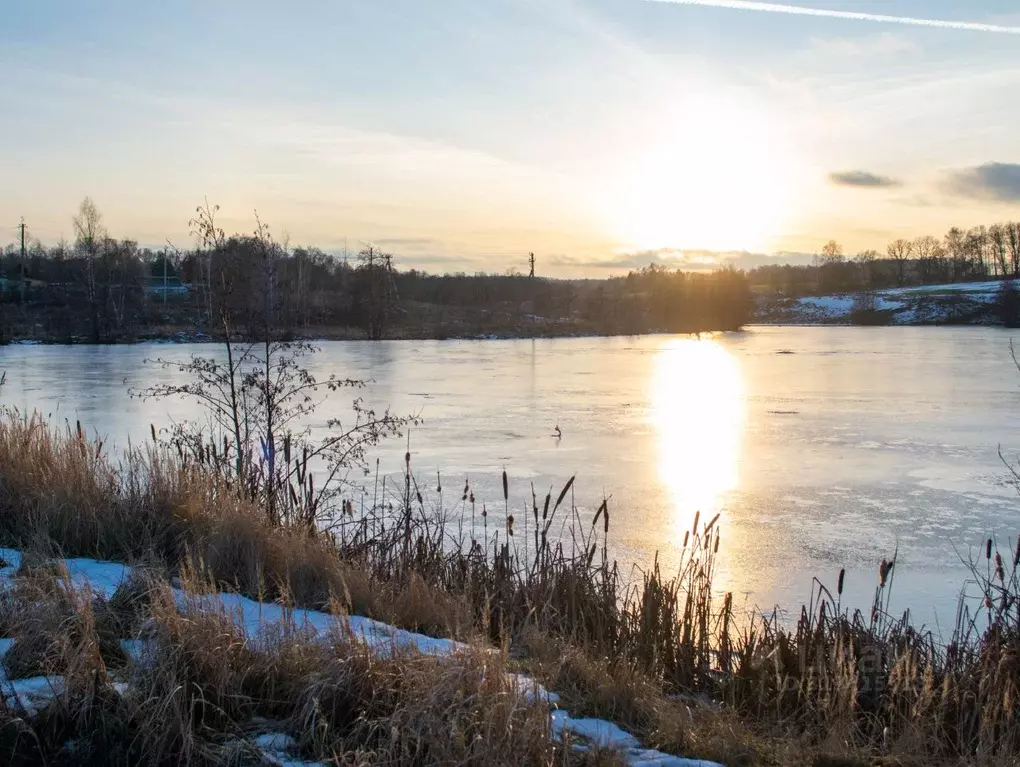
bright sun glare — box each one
[605,92,793,254]
[652,338,745,542]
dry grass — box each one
[1,412,1020,765]
[0,566,596,766]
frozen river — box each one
[3,326,1019,628]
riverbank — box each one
[0,412,1017,765]
[753,279,1019,327]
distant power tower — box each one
[528,252,535,279]
[19,218,27,303]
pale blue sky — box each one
[2,1,1019,273]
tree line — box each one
[0,198,754,342]
[750,221,1020,296]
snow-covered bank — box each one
[0,548,721,767]
[754,279,1017,326]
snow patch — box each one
[251,732,326,767]
[551,710,722,766]
[796,296,855,316]
[3,675,65,716]
[508,672,560,705]
[0,550,722,767]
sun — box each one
[600,90,794,255]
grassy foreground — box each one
[0,412,1018,766]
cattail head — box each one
[837,568,846,597]
[150,423,157,443]
[986,538,993,560]
[682,530,689,548]
[502,470,508,501]
[507,514,515,535]
[879,558,893,588]
[405,451,411,465]
[470,492,475,504]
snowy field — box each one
[758,279,1016,325]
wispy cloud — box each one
[829,170,902,189]
[643,1,1020,34]
[550,248,817,271]
[944,163,1020,202]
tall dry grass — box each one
[1,412,1019,765]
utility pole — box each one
[19,218,27,303]
[528,252,535,279]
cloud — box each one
[642,1,1020,34]
[828,170,902,189]
[943,162,1020,202]
[372,237,442,249]
[549,248,818,271]
[807,32,920,60]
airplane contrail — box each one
[643,0,1020,34]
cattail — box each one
[837,568,846,596]
[470,492,475,504]
[502,470,508,501]
[986,538,993,560]
[1014,534,1020,568]
[405,451,411,465]
[692,510,700,536]
[554,476,575,511]
[713,533,719,553]
[682,530,689,548]
[879,558,893,588]
[150,423,157,443]
[507,514,515,535]
[542,493,551,521]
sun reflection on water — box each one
[651,338,745,545]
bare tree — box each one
[189,198,222,328]
[141,209,415,528]
[1007,222,1020,278]
[821,240,844,263]
[854,249,879,289]
[73,197,106,343]
[913,235,946,283]
[944,227,966,282]
[965,226,990,279]
[989,224,1009,277]
[886,238,913,287]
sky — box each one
[1,0,1019,275]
